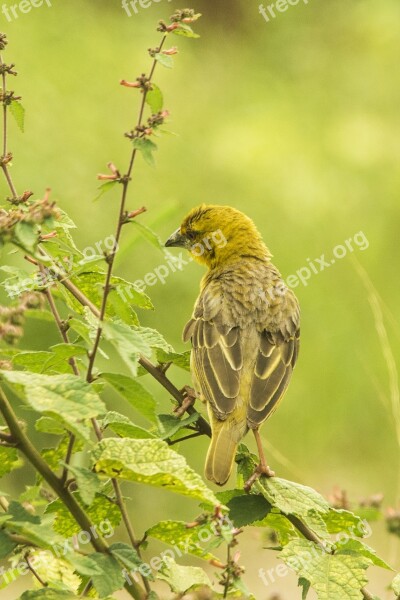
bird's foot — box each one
[244,463,275,492]
[174,385,198,417]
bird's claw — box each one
[174,386,198,417]
[244,463,275,492]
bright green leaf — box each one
[101,411,156,439]
[9,100,25,132]
[13,221,38,253]
[337,538,392,570]
[156,348,191,372]
[61,464,102,506]
[158,556,211,594]
[155,53,174,68]
[94,180,119,202]
[281,539,370,600]
[90,553,125,597]
[146,83,163,113]
[133,137,157,167]
[93,438,219,507]
[146,520,217,561]
[101,372,158,424]
[0,445,22,477]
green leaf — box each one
[101,372,158,424]
[130,221,164,250]
[156,348,191,372]
[146,520,217,561]
[172,24,200,39]
[101,411,156,439]
[110,542,153,579]
[155,53,174,68]
[13,344,86,375]
[323,509,369,537]
[13,221,38,253]
[102,322,173,378]
[90,553,125,597]
[0,445,22,477]
[1,370,106,441]
[337,538,392,570]
[35,416,67,435]
[157,413,199,440]
[93,438,219,507]
[226,494,271,528]
[42,435,84,472]
[61,464,101,506]
[0,529,17,559]
[256,477,329,518]
[158,556,211,594]
[94,180,119,202]
[20,591,78,600]
[7,500,40,523]
[4,518,60,550]
[281,539,370,600]
[133,137,157,167]
[146,83,163,113]
[299,577,311,599]
[45,493,121,537]
[9,100,25,132]
[110,281,153,310]
[391,573,400,595]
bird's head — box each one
[165,204,271,268]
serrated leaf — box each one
[101,373,158,424]
[323,509,368,537]
[13,221,38,253]
[281,539,370,600]
[101,411,155,439]
[146,520,217,561]
[155,53,174,68]
[90,552,125,597]
[45,493,121,537]
[35,417,67,435]
[102,322,173,378]
[110,281,153,310]
[133,137,157,167]
[7,500,40,523]
[257,512,299,545]
[94,180,119,202]
[338,539,392,570]
[1,371,106,441]
[0,445,22,477]
[158,556,211,593]
[157,413,199,440]
[110,542,153,579]
[4,518,60,550]
[61,464,101,506]
[9,100,25,132]
[146,83,163,113]
[93,438,219,507]
[42,435,84,472]
[156,348,191,372]
[225,494,271,528]
[13,344,86,375]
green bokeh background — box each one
[0,0,399,597]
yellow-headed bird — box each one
[165,205,300,486]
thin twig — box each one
[168,432,204,446]
[86,33,167,384]
[0,53,18,199]
[25,553,48,587]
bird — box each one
[165,205,300,486]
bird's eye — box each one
[186,230,196,241]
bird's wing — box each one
[183,289,242,419]
[247,295,300,428]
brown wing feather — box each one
[248,329,300,428]
[185,313,241,418]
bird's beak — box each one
[165,228,187,248]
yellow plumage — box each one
[166,205,300,486]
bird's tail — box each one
[205,420,246,486]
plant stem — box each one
[86,33,167,384]
[0,53,18,199]
[41,273,80,486]
[0,386,145,600]
[25,553,48,587]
